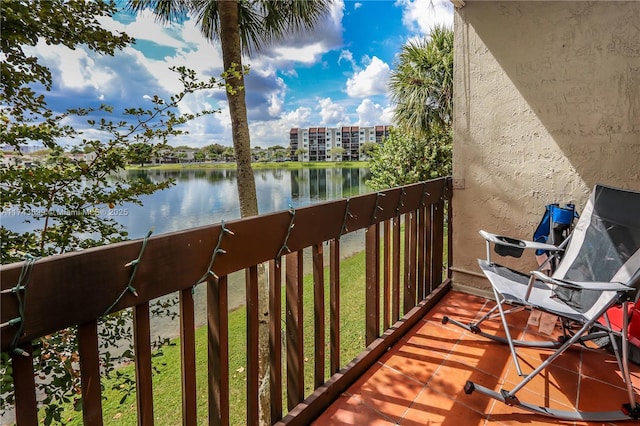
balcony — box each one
[313,290,640,425]
[1,177,635,425]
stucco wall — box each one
[452,1,640,294]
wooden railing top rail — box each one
[1,178,452,352]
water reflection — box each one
[1,167,371,244]
[118,167,372,239]
[1,167,371,239]
[290,168,371,204]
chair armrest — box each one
[530,270,632,292]
[479,230,562,252]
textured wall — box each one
[452,1,640,293]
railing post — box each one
[312,243,325,389]
[432,201,445,289]
[179,288,197,426]
[208,277,229,426]
[11,342,38,426]
[133,302,154,426]
[329,239,341,375]
[382,220,391,330]
[392,216,401,322]
[403,213,417,314]
[425,204,433,293]
[246,266,259,425]
[365,224,380,346]
[417,206,426,301]
[269,260,283,424]
[286,251,304,410]
[78,320,104,426]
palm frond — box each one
[128,0,334,56]
[242,0,334,55]
[126,0,192,24]
[388,26,453,135]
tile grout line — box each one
[356,361,423,425]
[387,310,466,424]
[394,309,490,425]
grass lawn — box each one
[59,248,369,425]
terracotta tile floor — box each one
[313,291,640,426]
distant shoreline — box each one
[126,160,369,171]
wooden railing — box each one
[1,177,453,425]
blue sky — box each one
[27,0,454,148]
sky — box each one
[27,0,454,149]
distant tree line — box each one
[122,143,293,165]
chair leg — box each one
[508,310,612,398]
[475,301,526,326]
[506,325,579,397]
[472,300,501,326]
[601,313,626,380]
[489,284,525,376]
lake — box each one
[117,166,373,239]
[2,167,373,239]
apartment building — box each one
[289,125,391,162]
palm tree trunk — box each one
[219,3,270,425]
[219,0,258,218]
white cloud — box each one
[212,98,233,124]
[129,41,222,95]
[100,11,188,49]
[318,98,347,126]
[281,107,313,128]
[346,57,390,98]
[338,50,357,69]
[247,106,315,147]
[249,121,289,147]
[26,42,113,96]
[281,69,298,78]
[99,11,225,95]
[381,107,395,124]
[31,12,224,104]
[395,0,454,35]
[356,99,394,126]
[354,2,363,10]
[249,0,344,72]
[263,42,328,66]
[268,77,287,117]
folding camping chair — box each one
[446,184,640,421]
